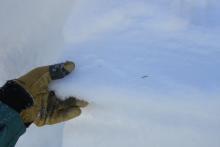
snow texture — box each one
[0,0,220,147]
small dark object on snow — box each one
[141,75,149,79]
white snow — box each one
[0,0,220,147]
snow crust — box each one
[0,0,220,147]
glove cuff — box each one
[0,80,34,114]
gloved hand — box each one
[16,61,88,127]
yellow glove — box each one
[15,61,87,127]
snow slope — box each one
[0,0,220,147]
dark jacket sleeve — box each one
[0,102,26,147]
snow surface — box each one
[0,0,220,147]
